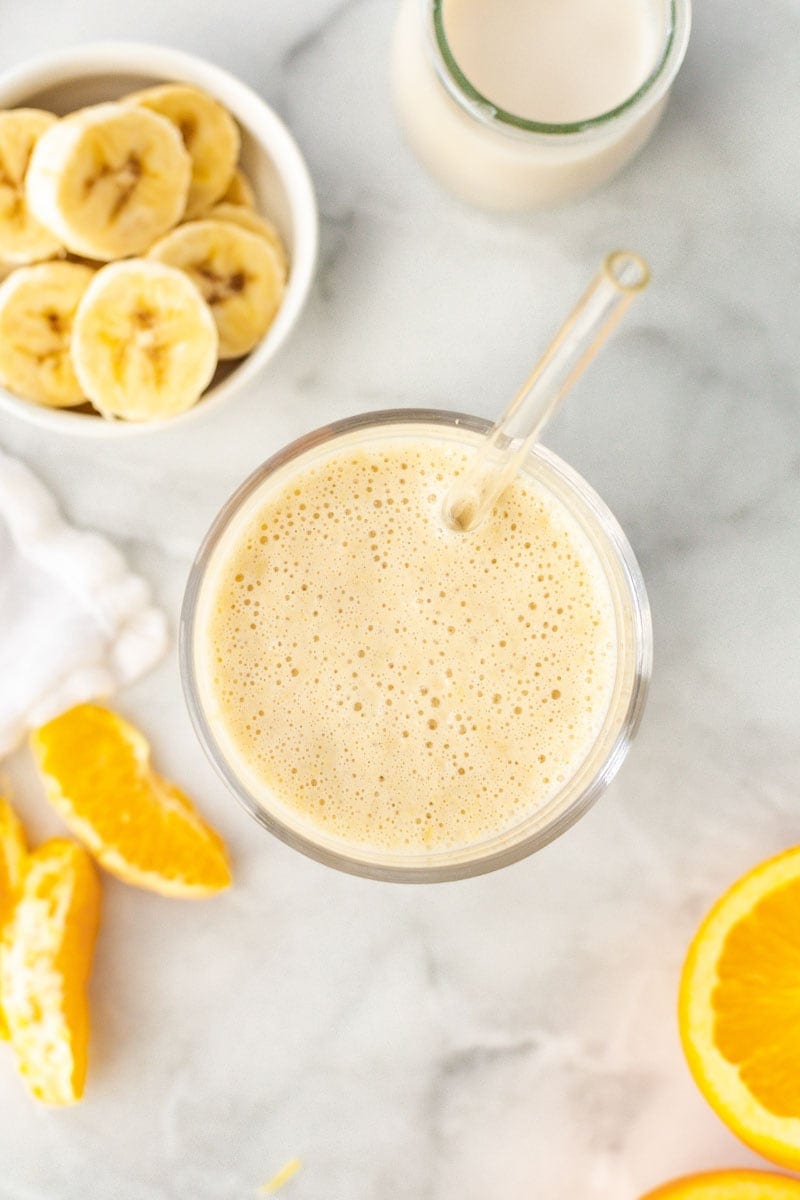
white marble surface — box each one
[1,2,799,1197]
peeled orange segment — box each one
[0,796,27,1038]
[679,846,800,1169]
[31,704,231,898]
[0,796,27,900]
[640,1170,800,1200]
[1,839,100,1105]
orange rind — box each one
[1,839,100,1104]
[0,796,27,1038]
[679,846,800,1169]
[640,1169,800,1200]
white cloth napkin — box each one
[0,448,168,757]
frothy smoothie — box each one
[195,436,618,855]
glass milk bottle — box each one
[392,0,691,210]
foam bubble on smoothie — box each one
[199,441,617,853]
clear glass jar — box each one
[180,410,652,883]
[391,0,691,210]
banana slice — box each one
[0,261,94,408]
[217,167,256,209]
[206,203,288,278]
[26,102,191,261]
[0,109,64,264]
[72,259,218,421]
[148,219,284,359]
[129,84,240,219]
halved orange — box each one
[640,1170,800,1199]
[0,796,27,1039]
[679,846,800,1169]
[1,839,100,1105]
[31,704,231,898]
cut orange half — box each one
[31,705,231,898]
[1,839,100,1105]
[0,796,27,1038]
[679,846,800,1169]
[640,1170,800,1200]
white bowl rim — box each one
[0,41,318,438]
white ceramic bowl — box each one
[0,43,318,437]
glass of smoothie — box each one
[180,405,651,882]
[392,0,691,209]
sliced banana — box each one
[148,219,284,359]
[26,102,191,261]
[206,203,288,278]
[129,84,240,219]
[72,259,218,421]
[0,261,94,408]
[217,167,256,209]
[0,109,64,264]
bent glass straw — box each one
[443,251,650,532]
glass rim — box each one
[427,0,692,138]
[180,409,653,883]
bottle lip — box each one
[425,0,692,141]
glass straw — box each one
[443,251,650,532]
